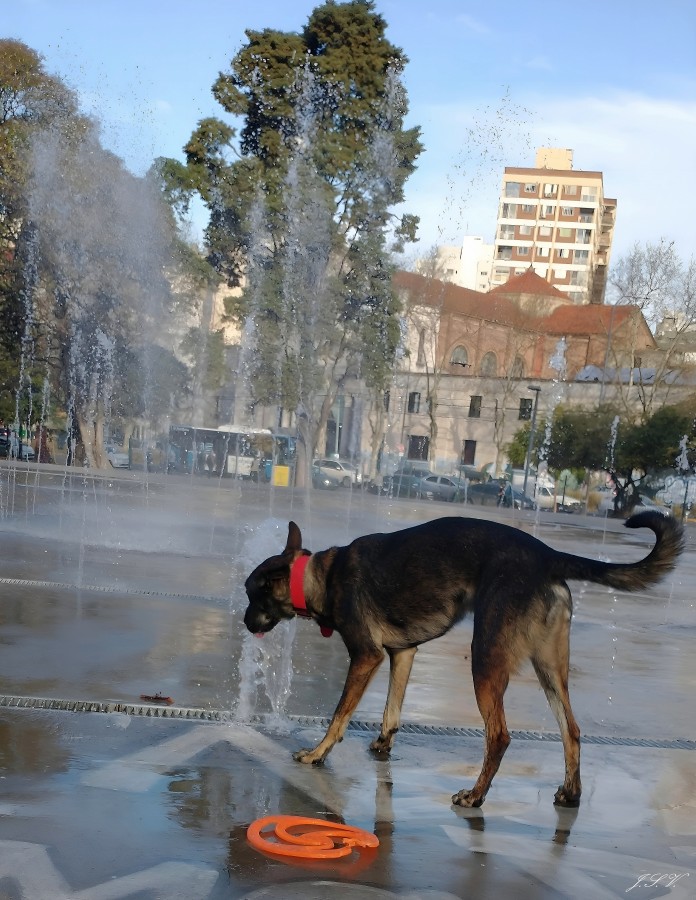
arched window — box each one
[510,355,524,379]
[450,345,468,368]
[480,351,498,377]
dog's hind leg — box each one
[294,649,384,765]
[531,587,582,806]
[452,635,512,808]
[370,646,417,753]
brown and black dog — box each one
[244,512,683,808]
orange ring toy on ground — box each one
[247,815,379,860]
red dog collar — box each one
[290,555,333,638]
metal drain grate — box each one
[0,576,223,604]
[1,695,694,750]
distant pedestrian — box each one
[496,481,505,506]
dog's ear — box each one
[285,521,302,555]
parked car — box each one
[536,484,582,513]
[634,494,666,512]
[312,458,362,488]
[466,481,536,510]
[417,474,466,502]
[19,444,35,461]
[106,445,130,468]
[0,432,32,460]
[312,463,341,490]
[458,464,489,483]
[381,468,432,499]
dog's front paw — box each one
[451,788,483,808]
[553,785,581,807]
[293,748,325,765]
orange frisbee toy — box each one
[247,815,379,860]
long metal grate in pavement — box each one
[1,694,694,750]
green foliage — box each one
[510,403,696,485]
[180,327,227,394]
[112,342,190,422]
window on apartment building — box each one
[564,184,579,195]
[519,397,533,420]
[561,207,574,216]
[450,345,469,368]
[480,352,497,377]
[537,246,550,257]
[543,183,558,197]
[519,224,533,235]
[521,204,534,213]
[505,182,521,197]
[497,246,512,260]
[407,435,429,461]
[553,268,567,279]
[575,249,589,261]
[541,205,554,217]
[557,248,570,258]
[461,439,477,466]
[468,396,482,418]
[408,392,421,413]
[579,208,594,222]
[581,186,597,201]
[558,227,573,238]
[577,229,591,244]
[502,203,516,217]
[517,246,530,256]
[524,183,537,193]
[500,225,515,239]
[417,328,426,366]
[538,226,552,238]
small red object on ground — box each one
[139,693,174,705]
[247,815,379,859]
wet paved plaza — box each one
[0,461,694,898]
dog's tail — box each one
[551,510,684,591]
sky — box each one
[4,0,696,263]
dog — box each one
[244,511,683,808]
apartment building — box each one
[492,147,616,304]
[416,236,494,292]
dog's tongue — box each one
[254,632,265,638]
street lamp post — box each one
[522,385,541,500]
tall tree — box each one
[161,1,422,475]
[0,40,81,417]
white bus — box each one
[167,425,295,480]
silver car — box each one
[312,458,362,488]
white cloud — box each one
[528,91,696,258]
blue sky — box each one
[5,0,696,261]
